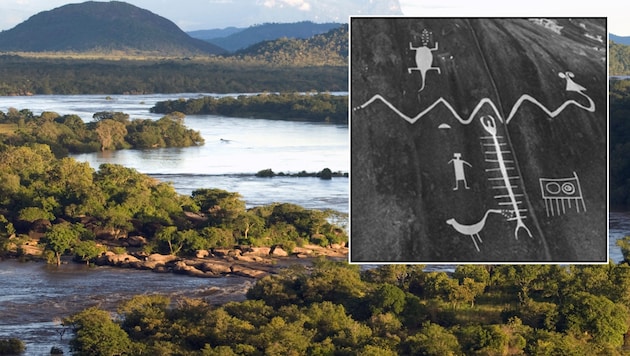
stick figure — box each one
[448,153,471,190]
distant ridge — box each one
[0,1,225,55]
[234,25,347,66]
[203,21,344,52]
[611,34,630,46]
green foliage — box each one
[0,338,25,355]
[610,40,630,75]
[74,240,104,265]
[64,260,630,355]
[368,283,407,316]
[402,322,461,356]
[0,55,347,96]
[617,236,630,263]
[559,292,629,347]
[45,222,81,265]
[64,307,133,356]
[0,109,204,154]
[610,79,630,208]
[151,92,348,124]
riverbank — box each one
[10,242,348,279]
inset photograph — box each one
[350,17,607,263]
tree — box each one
[118,295,171,341]
[94,119,127,151]
[74,240,103,265]
[233,212,265,244]
[64,307,132,356]
[156,227,204,256]
[0,338,25,355]
[616,235,630,263]
[192,188,246,225]
[402,322,461,356]
[156,226,181,255]
[369,283,407,316]
[559,292,629,348]
[45,222,80,266]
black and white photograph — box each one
[350,17,607,263]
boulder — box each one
[241,247,271,256]
[126,235,147,247]
[199,261,232,275]
[97,251,141,267]
[230,265,268,278]
[213,248,239,257]
[270,246,288,257]
[144,254,178,269]
[195,249,210,259]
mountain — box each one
[205,21,344,52]
[611,33,630,46]
[187,27,244,41]
[234,25,347,66]
[0,1,225,55]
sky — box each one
[0,0,627,35]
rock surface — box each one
[90,244,348,278]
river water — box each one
[0,93,348,353]
[0,93,349,213]
[0,94,623,354]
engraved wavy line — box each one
[353,89,595,125]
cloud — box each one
[263,0,311,11]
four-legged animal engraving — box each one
[408,40,441,92]
[446,209,503,252]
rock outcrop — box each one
[92,244,348,278]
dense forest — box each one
[0,142,347,266]
[610,79,630,208]
[0,109,203,156]
[54,259,630,355]
[610,40,630,76]
[232,26,348,66]
[203,21,343,53]
[151,93,348,124]
[0,55,346,95]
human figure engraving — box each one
[448,153,471,190]
[408,29,441,92]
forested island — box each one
[0,109,203,156]
[151,92,348,124]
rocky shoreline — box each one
[93,244,348,278]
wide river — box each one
[0,93,349,213]
[0,93,348,353]
[0,94,622,354]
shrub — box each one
[0,338,25,355]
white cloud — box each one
[263,0,311,11]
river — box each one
[0,94,623,354]
[0,93,349,213]
[0,93,348,353]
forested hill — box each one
[234,25,348,66]
[611,40,630,75]
[0,1,224,55]
[201,21,344,52]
